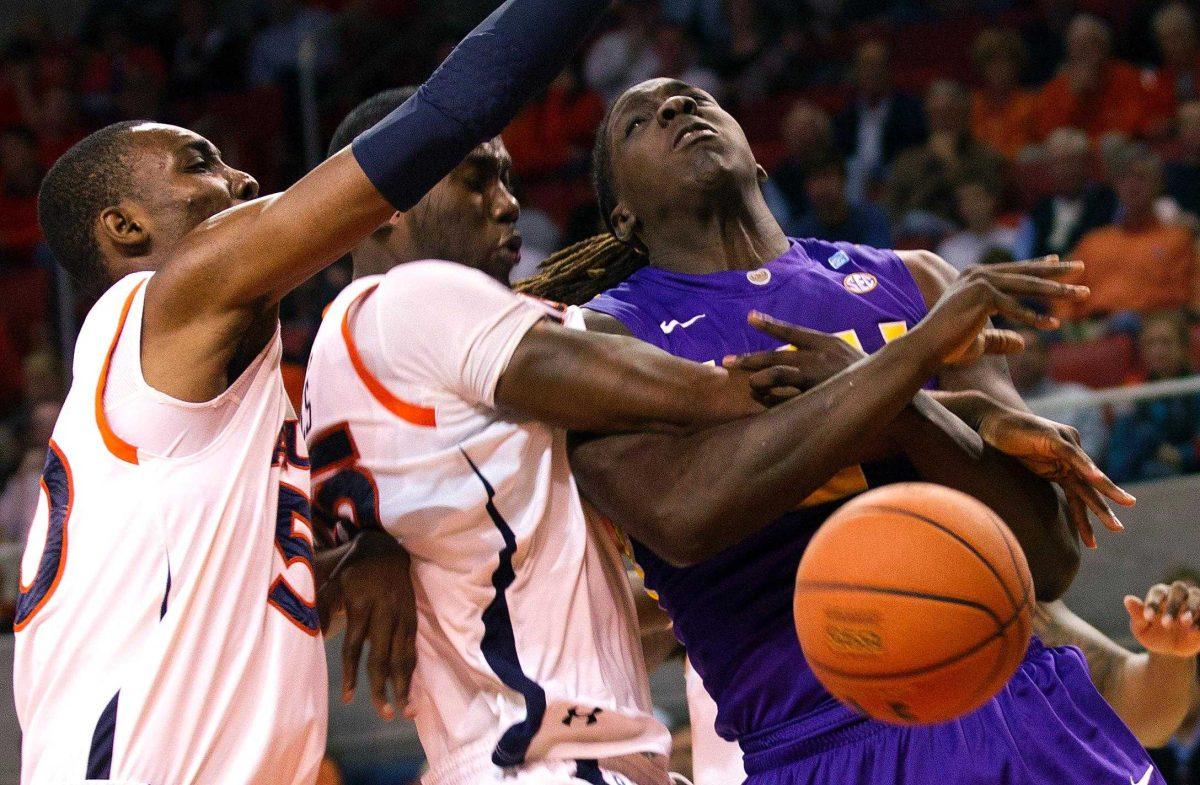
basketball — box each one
[794,482,1034,726]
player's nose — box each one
[656,94,697,128]
[231,170,259,201]
[491,181,519,224]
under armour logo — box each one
[562,706,603,726]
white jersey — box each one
[14,272,327,785]
[303,262,670,782]
[684,659,745,785]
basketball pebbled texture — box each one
[794,482,1034,725]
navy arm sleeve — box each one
[351,0,609,210]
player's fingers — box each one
[389,618,417,714]
[1143,583,1171,621]
[722,350,797,372]
[1162,581,1190,625]
[747,311,832,347]
[977,255,1073,276]
[366,605,398,720]
[1182,585,1200,627]
[1062,444,1136,508]
[984,272,1090,301]
[986,288,1061,330]
[979,329,1026,356]
[1064,487,1096,549]
[747,366,809,392]
[1074,482,1123,534]
[341,600,370,702]
[1125,595,1153,633]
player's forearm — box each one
[572,334,943,566]
[1111,651,1198,747]
[498,321,763,433]
[892,394,1079,601]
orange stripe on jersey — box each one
[341,285,437,427]
[95,279,147,464]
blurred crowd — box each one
[2,0,1200,609]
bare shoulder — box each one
[896,250,958,308]
[581,308,633,337]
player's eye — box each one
[624,117,645,138]
[186,158,209,173]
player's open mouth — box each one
[673,122,718,150]
[498,234,523,263]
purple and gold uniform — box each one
[587,238,1163,785]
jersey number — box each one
[309,422,382,545]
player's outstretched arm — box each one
[1035,587,1200,747]
[143,0,610,401]
[567,260,1088,568]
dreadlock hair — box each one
[516,106,649,305]
[38,120,145,291]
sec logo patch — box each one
[843,272,877,294]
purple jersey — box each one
[587,238,930,741]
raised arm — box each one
[144,0,610,400]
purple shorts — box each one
[741,638,1164,785]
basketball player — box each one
[517,77,1158,784]
[303,98,1089,785]
[12,1,620,782]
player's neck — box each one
[645,189,789,275]
[351,241,408,279]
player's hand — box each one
[722,313,866,405]
[320,529,417,721]
[1125,581,1200,658]
[976,405,1135,549]
[917,257,1088,366]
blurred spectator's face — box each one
[854,42,891,100]
[1066,18,1110,69]
[1178,103,1200,155]
[804,165,845,212]
[1157,11,1197,66]
[28,401,61,451]
[925,87,969,136]
[981,54,1021,92]
[780,101,832,157]
[398,138,520,284]
[1140,319,1190,378]
[1049,149,1089,194]
[1115,161,1161,216]
[1008,330,1049,391]
[955,182,997,231]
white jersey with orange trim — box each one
[303,261,670,783]
[13,271,327,785]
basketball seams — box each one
[856,503,1023,616]
[795,580,1004,627]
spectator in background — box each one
[833,39,926,204]
[1021,0,1076,84]
[0,127,43,267]
[79,13,168,122]
[971,28,1039,159]
[1008,328,1109,459]
[1034,14,1155,143]
[29,87,86,168]
[502,67,605,181]
[584,0,665,104]
[1146,3,1200,129]
[791,149,891,246]
[887,79,1004,238]
[1060,148,1199,321]
[1165,101,1200,218]
[0,399,59,546]
[936,178,1018,271]
[170,0,242,101]
[248,0,338,88]
[1015,127,1118,260]
[1106,311,1200,482]
[764,99,835,229]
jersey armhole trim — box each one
[96,279,146,464]
[342,284,437,427]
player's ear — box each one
[610,204,640,246]
[98,203,151,257]
[370,211,403,241]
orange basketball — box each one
[794,482,1033,726]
